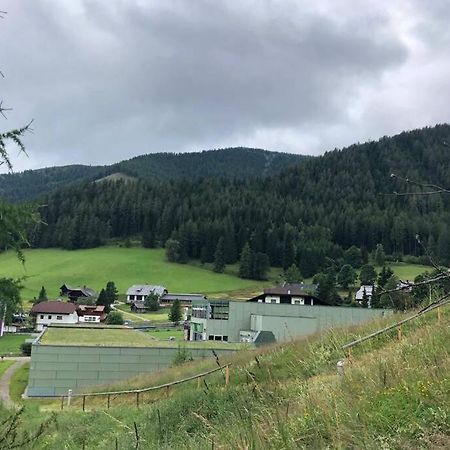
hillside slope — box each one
[0,147,306,201]
[8,305,449,448]
[32,124,450,275]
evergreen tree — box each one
[105,281,118,304]
[361,289,369,308]
[238,242,253,279]
[337,264,357,289]
[144,293,159,311]
[344,246,363,268]
[359,264,377,285]
[37,286,48,302]
[165,238,182,262]
[374,243,386,266]
[252,252,270,280]
[213,237,226,273]
[169,299,183,324]
[377,266,394,288]
[284,264,303,284]
[96,288,110,312]
[314,272,339,305]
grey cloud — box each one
[0,0,447,171]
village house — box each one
[60,284,97,303]
[76,305,106,323]
[248,283,324,306]
[355,285,374,305]
[126,285,167,303]
[30,301,79,331]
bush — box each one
[20,342,32,356]
[106,311,124,325]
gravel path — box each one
[0,357,29,409]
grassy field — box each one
[39,327,246,349]
[9,363,29,404]
[376,262,431,280]
[0,247,275,302]
[0,334,32,356]
[146,329,184,340]
[114,304,170,323]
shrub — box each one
[20,342,32,356]
[106,311,124,325]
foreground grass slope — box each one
[0,247,274,301]
[7,305,448,449]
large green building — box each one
[190,300,392,344]
[27,326,245,396]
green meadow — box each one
[0,247,274,302]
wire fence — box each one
[46,363,231,411]
[342,297,449,359]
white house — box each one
[355,285,374,305]
[30,301,78,331]
[126,285,167,303]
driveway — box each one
[0,357,29,409]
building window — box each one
[223,336,228,342]
[48,315,52,319]
[270,299,277,304]
[214,335,221,341]
[129,295,135,300]
[56,315,62,320]
[40,315,44,319]
[208,335,214,340]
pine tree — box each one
[359,264,377,285]
[284,264,303,284]
[105,281,118,304]
[169,299,183,324]
[37,286,48,303]
[374,243,386,266]
[337,264,356,289]
[213,237,226,273]
[253,252,270,280]
[96,288,110,312]
[144,293,159,311]
[238,242,253,279]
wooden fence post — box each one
[397,325,402,340]
[82,395,86,411]
[347,347,353,364]
[437,307,442,323]
[60,396,64,411]
[197,376,201,389]
[136,392,140,408]
[107,394,110,409]
[225,366,230,386]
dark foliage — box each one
[24,124,450,276]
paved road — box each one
[0,357,29,409]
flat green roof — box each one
[38,327,248,350]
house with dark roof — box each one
[30,301,78,331]
[247,283,326,306]
[126,285,167,303]
[60,284,97,303]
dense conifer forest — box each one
[0,147,305,201]
[23,124,450,278]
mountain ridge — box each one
[0,147,308,202]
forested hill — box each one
[0,147,306,201]
[29,124,450,276]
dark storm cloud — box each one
[0,1,448,171]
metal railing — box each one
[51,363,231,411]
[342,297,449,356]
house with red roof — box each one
[30,301,78,331]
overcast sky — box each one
[1,0,449,171]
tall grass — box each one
[5,306,449,449]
